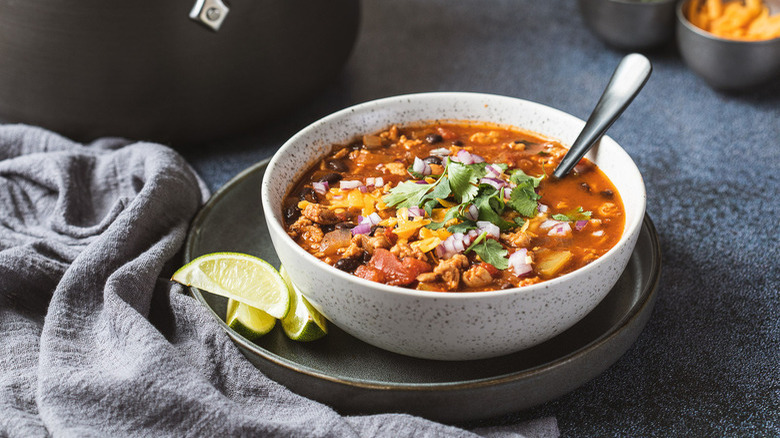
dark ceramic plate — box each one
[184,159,662,423]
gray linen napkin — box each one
[0,125,558,438]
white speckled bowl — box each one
[262,92,646,360]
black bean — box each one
[580,182,591,192]
[600,189,614,198]
[334,257,362,272]
[362,250,372,263]
[425,133,443,144]
[423,156,442,165]
[334,221,355,230]
[326,159,349,173]
[317,172,343,185]
[453,140,463,146]
[283,205,300,225]
[299,187,318,203]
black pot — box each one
[0,0,360,144]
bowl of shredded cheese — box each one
[677,0,780,89]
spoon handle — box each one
[553,53,652,179]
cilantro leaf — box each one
[473,187,515,230]
[507,182,541,218]
[509,169,544,188]
[552,207,592,221]
[422,198,438,216]
[467,236,509,270]
[447,162,479,203]
[428,177,452,200]
[382,181,432,208]
[447,221,477,234]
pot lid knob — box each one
[189,0,230,31]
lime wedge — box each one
[172,252,291,319]
[226,299,276,340]
[279,267,328,342]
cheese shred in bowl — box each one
[686,0,780,41]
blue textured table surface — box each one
[181,1,779,435]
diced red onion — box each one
[366,177,375,187]
[465,204,479,221]
[358,185,368,193]
[574,220,588,231]
[476,221,500,238]
[539,219,558,230]
[509,249,532,276]
[454,149,473,164]
[537,203,549,213]
[479,177,505,190]
[340,180,361,190]
[351,223,372,235]
[312,181,328,195]
[443,238,456,254]
[548,221,572,237]
[430,147,451,156]
[412,157,432,176]
[503,187,513,199]
[453,238,465,253]
[358,213,382,226]
[485,164,502,178]
[453,149,485,165]
[467,229,480,239]
[408,206,425,218]
[436,232,476,259]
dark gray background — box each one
[181,1,779,436]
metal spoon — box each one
[553,53,652,179]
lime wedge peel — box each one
[172,252,291,319]
[226,299,276,340]
[280,267,328,342]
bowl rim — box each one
[676,0,780,44]
[262,91,646,300]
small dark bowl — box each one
[579,0,678,50]
[676,0,780,90]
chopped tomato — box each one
[355,265,384,283]
[480,262,500,277]
[367,248,432,286]
[402,256,434,278]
